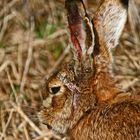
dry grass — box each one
[0,0,140,140]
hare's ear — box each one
[93,0,129,59]
[65,0,94,63]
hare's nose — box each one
[43,95,53,108]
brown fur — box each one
[71,101,140,140]
[38,0,140,139]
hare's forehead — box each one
[48,77,63,88]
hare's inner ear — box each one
[65,0,94,67]
[93,0,129,59]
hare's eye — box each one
[50,86,61,94]
[48,78,65,95]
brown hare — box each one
[38,0,140,139]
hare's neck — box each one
[93,56,122,102]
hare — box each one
[38,0,140,139]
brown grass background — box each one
[0,0,140,140]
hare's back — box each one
[71,101,140,140]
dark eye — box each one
[50,86,61,94]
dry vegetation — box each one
[0,0,140,140]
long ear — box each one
[93,0,129,60]
[65,0,94,67]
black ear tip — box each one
[120,0,129,8]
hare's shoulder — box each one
[71,100,140,140]
[89,100,140,124]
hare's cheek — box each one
[43,95,53,108]
[52,94,67,110]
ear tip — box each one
[120,0,129,8]
[65,0,81,21]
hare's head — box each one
[39,0,129,134]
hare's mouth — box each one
[45,123,52,129]
[39,114,53,129]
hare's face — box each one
[39,73,73,134]
[39,64,96,134]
